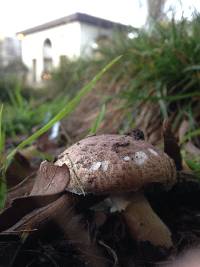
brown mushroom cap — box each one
[55,134,176,195]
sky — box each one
[0,0,200,37]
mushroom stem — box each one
[123,193,173,248]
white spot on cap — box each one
[134,151,148,165]
[101,161,109,172]
[123,156,130,161]
[89,162,102,172]
[148,148,159,156]
[89,161,109,172]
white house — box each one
[17,13,127,84]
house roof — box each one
[17,12,128,35]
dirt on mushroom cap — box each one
[55,134,177,195]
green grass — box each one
[89,104,106,135]
[90,15,200,141]
[181,128,200,144]
[3,95,68,138]
[186,158,200,179]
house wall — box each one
[80,23,112,56]
[21,22,81,83]
[21,21,115,84]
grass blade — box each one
[181,128,200,144]
[89,104,106,134]
[186,159,200,179]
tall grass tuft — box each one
[49,15,200,138]
[91,15,200,142]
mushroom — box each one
[53,133,176,248]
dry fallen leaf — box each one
[31,160,70,196]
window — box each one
[42,38,53,80]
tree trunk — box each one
[146,0,167,27]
